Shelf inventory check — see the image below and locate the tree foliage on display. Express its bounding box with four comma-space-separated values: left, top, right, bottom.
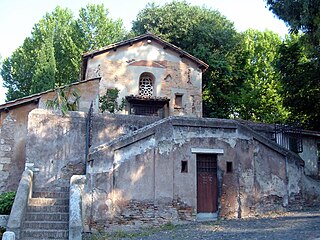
265, 0, 320, 47
266, 0, 320, 130
0, 191, 16, 215
277, 34, 320, 130
1, 4, 126, 102
233, 29, 290, 123
132, 1, 242, 118
76, 4, 125, 51
45, 86, 81, 116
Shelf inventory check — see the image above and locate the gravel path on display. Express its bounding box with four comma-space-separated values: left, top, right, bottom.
115, 211, 320, 240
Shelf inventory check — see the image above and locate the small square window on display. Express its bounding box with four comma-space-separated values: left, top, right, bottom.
226, 161, 233, 173
181, 161, 188, 173
175, 94, 183, 109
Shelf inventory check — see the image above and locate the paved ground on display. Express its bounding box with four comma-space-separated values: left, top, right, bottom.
95, 211, 320, 240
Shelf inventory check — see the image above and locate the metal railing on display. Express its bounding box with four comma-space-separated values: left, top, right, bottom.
85, 102, 93, 164
274, 123, 303, 153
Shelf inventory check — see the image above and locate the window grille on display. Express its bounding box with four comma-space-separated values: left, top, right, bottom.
139, 74, 153, 97
196, 154, 217, 173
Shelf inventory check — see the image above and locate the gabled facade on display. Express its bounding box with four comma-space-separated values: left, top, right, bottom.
82, 33, 208, 118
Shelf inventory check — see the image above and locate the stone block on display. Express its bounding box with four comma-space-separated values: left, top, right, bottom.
0, 157, 11, 164
2, 231, 15, 240
0, 215, 9, 227
0, 145, 11, 152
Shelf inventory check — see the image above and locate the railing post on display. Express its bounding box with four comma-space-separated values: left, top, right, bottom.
85, 102, 93, 167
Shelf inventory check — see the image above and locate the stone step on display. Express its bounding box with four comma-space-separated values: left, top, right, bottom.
21, 229, 68, 239
29, 197, 69, 206
32, 191, 69, 199
23, 221, 68, 230
33, 186, 70, 192
27, 205, 69, 213
25, 212, 69, 221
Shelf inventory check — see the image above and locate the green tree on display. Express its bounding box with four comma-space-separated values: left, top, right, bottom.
26, 7, 81, 86
266, 0, 320, 130
277, 34, 320, 130
1, 4, 126, 102
233, 29, 290, 123
132, 1, 242, 118
265, 0, 320, 47
76, 4, 126, 51
1, 37, 37, 100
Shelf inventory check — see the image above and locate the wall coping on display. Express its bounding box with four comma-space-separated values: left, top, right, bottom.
90, 116, 304, 167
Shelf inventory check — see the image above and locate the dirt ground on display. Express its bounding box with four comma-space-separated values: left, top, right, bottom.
88, 211, 320, 240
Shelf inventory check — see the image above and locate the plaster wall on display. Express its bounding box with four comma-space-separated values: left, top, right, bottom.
299, 136, 319, 176
85, 117, 311, 231
25, 110, 160, 190
26, 109, 87, 188
85, 40, 202, 117
38, 78, 100, 113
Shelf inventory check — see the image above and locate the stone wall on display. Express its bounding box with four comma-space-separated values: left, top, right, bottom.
85, 117, 318, 231
0, 102, 38, 192
0, 215, 9, 228
91, 113, 159, 148
0, 79, 100, 193
25, 109, 160, 189
26, 109, 87, 188
237, 119, 320, 178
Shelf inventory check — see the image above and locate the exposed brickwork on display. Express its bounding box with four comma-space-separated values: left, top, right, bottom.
0, 115, 15, 192
87, 199, 193, 231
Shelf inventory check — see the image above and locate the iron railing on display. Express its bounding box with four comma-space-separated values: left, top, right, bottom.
85, 102, 93, 164
274, 123, 303, 153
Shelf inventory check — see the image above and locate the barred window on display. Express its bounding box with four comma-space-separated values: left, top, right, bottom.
139, 73, 154, 97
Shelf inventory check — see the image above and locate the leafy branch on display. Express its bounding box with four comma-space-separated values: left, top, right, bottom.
45, 86, 81, 116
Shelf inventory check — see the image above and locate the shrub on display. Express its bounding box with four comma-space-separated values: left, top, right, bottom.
99, 88, 126, 113
0, 191, 16, 215
0, 227, 5, 239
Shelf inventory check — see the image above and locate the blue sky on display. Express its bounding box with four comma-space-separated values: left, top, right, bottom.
0, 0, 288, 104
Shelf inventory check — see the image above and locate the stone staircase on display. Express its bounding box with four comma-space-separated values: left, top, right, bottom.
21, 187, 69, 240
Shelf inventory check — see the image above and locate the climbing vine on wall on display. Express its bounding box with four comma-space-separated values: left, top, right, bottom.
99, 88, 126, 113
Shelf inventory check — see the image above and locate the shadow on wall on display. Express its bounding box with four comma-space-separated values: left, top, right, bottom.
26, 109, 87, 188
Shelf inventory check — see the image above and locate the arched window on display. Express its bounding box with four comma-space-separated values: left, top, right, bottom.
139, 73, 154, 97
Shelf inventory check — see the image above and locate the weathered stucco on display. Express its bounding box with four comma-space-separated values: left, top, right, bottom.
299, 135, 319, 176
0, 79, 100, 192
25, 109, 160, 189
85, 39, 203, 117
38, 78, 100, 113
81, 116, 318, 232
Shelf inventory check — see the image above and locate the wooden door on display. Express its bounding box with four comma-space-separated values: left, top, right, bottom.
197, 154, 218, 213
